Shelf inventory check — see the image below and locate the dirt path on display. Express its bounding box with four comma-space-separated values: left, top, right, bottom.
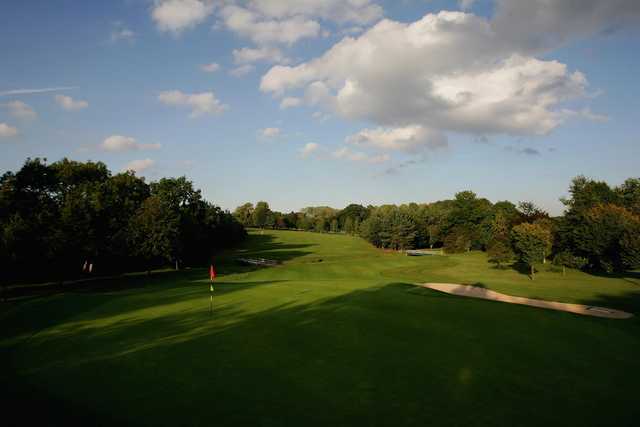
418, 283, 634, 319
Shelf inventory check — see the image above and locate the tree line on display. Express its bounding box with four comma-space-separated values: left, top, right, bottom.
0, 158, 246, 285
235, 175, 640, 277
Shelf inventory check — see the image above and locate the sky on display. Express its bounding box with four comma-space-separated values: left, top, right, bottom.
1, 0, 638, 215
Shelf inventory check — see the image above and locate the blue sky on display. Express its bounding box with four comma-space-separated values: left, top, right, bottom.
1, 0, 638, 215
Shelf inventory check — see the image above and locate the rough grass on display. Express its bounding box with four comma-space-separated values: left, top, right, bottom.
2, 229, 640, 426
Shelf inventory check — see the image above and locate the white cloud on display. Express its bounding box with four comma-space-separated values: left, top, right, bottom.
233, 46, 290, 64
6, 100, 36, 119
123, 159, 155, 173
261, 11, 591, 137
279, 96, 301, 109
158, 90, 227, 117
229, 64, 254, 77
260, 127, 281, 137
55, 95, 88, 111
332, 147, 390, 164
300, 142, 319, 158
346, 125, 448, 154
221, 5, 321, 46
101, 135, 162, 152
110, 22, 135, 42
246, 0, 383, 26
152, 0, 214, 34
0, 123, 18, 138
201, 62, 220, 72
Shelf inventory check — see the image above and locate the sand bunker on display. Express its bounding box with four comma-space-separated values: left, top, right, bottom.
418, 283, 634, 319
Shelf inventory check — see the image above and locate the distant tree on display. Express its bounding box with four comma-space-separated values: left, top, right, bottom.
511, 223, 552, 280
621, 223, 640, 270
343, 217, 354, 234
252, 201, 271, 228
553, 251, 587, 276
233, 203, 254, 227
617, 178, 640, 215
330, 218, 339, 233
487, 239, 514, 268
443, 226, 473, 254
517, 201, 549, 223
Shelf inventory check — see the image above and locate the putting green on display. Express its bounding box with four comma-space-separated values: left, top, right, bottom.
2, 229, 640, 426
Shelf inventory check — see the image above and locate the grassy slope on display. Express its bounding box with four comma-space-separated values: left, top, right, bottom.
2, 229, 640, 426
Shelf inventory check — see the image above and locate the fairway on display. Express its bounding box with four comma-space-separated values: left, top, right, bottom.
2, 229, 640, 426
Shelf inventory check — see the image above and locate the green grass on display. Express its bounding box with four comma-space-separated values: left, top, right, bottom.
2, 229, 640, 426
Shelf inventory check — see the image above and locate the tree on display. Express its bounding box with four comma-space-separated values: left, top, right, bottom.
487, 239, 513, 268
517, 201, 549, 223
553, 251, 587, 276
343, 217, 354, 234
233, 203, 254, 227
511, 223, 552, 280
252, 201, 271, 228
128, 196, 180, 273
443, 226, 473, 254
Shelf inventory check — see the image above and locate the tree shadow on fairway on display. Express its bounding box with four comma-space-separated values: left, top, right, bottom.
227, 232, 316, 262
5, 280, 640, 427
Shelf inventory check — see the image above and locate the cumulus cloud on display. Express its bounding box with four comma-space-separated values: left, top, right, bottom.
158, 90, 227, 117
233, 46, 290, 65
123, 159, 155, 173
346, 126, 448, 154
6, 100, 36, 119
55, 95, 88, 111
201, 62, 220, 72
299, 142, 319, 158
152, 0, 214, 34
260, 127, 281, 137
261, 11, 594, 138
219, 1, 382, 46
0, 123, 18, 138
221, 5, 320, 46
280, 96, 301, 109
101, 135, 162, 152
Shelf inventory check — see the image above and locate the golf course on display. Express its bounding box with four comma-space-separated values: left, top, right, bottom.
3, 229, 640, 426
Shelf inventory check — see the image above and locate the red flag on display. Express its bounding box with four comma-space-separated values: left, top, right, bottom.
209, 265, 216, 281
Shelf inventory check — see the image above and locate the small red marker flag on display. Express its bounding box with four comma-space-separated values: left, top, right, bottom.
209, 265, 216, 281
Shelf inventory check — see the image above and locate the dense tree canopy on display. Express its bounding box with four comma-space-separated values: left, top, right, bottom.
0, 158, 245, 284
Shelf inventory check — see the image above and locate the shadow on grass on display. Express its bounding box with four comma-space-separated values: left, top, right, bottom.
5, 281, 640, 427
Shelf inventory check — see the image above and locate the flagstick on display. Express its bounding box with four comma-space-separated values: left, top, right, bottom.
209, 293, 213, 316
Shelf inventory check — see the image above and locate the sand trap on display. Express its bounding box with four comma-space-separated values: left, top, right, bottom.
418, 283, 634, 319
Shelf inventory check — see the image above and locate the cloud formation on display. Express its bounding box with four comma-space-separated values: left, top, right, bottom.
233, 46, 290, 65
299, 142, 319, 158
55, 95, 88, 111
102, 135, 161, 152
201, 62, 220, 72
6, 100, 36, 119
260, 127, 281, 138
261, 11, 591, 137
0, 123, 18, 138
152, 0, 214, 34
123, 159, 155, 173
158, 90, 227, 117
